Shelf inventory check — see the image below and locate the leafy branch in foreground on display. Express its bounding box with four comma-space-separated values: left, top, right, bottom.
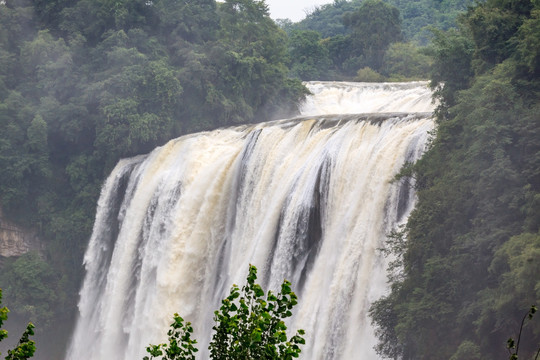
143, 314, 198, 360
0, 289, 36, 360
210, 265, 305, 360
145, 265, 305, 360
507, 305, 540, 360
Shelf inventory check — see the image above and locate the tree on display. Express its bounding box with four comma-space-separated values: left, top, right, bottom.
288, 30, 331, 80
144, 265, 305, 360
427, 28, 474, 113
214, 0, 301, 124
0, 289, 35, 360
514, 8, 540, 77
386, 0, 474, 44
464, 0, 533, 70
344, 0, 402, 71
153, 0, 218, 43
0, 252, 65, 329
322, 34, 352, 74
506, 306, 540, 360
291, 0, 362, 38
354, 67, 385, 82
143, 314, 198, 360
382, 42, 431, 80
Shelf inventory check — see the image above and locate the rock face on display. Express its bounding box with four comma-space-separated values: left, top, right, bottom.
0, 207, 41, 258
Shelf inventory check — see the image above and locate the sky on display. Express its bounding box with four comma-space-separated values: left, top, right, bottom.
265, 0, 333, 22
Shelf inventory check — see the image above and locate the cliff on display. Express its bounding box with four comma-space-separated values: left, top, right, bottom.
0, 207, 41, 258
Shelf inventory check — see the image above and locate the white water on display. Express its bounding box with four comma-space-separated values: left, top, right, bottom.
300, 81, 434, 115
67, 82, 435, 360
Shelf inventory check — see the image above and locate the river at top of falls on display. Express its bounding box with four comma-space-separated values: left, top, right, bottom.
300, 81, 434, 115
66, 81, 435, 360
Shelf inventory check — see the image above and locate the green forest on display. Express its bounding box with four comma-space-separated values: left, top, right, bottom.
370, 0, 540, 358
0, 0, 539, 358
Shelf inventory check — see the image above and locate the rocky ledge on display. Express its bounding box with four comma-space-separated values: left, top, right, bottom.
0, 208, 41, 258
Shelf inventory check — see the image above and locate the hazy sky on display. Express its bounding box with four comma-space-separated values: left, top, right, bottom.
265, 0, 333, 22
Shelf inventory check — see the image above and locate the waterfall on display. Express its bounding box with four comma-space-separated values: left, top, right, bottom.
66, 81, 435, 360
300, 81, 434, 115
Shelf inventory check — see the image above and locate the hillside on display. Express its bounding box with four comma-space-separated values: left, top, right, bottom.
370, 0, 540, 358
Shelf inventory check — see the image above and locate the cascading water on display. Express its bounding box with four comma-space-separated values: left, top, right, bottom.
300, 81, 434, 115
66, 81, 435, 360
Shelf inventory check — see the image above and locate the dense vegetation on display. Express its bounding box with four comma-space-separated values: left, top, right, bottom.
278, 0, 362, 38
284, 0, 426, 80
370, 0, 540, 358
280, 0, 473, 80
283, 0, 473, 44
282, 0, 475, 81
386, 0, 474, 44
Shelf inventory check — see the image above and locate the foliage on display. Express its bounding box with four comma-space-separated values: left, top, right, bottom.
281, 0, 471, 80
506, 306, 540, 360
290, 0, 405, 78
370, 0, 540, 358
382, 42, 431, 80
289, 0, 473, 46
448, 341, 481, 360
0, 252, 65, 329
0, 289, 35, 360
143, 314, 198, 360
426, 28, 474, 112
343, 0, 402, 72
288, 0, 362, 38
386, 0, 474, 44
144, 265, 305, 360
288, 30, 331, 80
464, 0, 532, 70
209, 265, 305, 359
354, 67, 386, 82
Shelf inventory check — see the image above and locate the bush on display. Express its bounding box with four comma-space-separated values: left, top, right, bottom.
0, 289, 35, 360
144, 265, 305, 360
355, 67, 386, 82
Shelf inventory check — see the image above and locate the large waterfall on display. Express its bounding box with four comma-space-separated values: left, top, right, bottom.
66, 81, 435, 360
